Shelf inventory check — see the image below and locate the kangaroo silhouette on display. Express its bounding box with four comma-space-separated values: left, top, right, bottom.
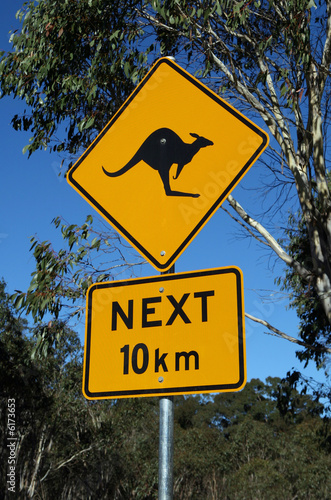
102, 128, 214, 197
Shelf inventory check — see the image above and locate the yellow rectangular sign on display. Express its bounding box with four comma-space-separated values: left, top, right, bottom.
83, 267, 246, 399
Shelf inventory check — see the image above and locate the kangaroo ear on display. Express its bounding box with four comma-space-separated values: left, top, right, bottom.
190, 133, 199, 138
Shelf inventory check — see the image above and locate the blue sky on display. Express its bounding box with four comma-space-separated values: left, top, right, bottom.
0, 1, 327, 388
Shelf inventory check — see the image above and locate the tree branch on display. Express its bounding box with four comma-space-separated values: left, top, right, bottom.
220, 205, 270, 247
245, 312, 331, 354
320, 0, 331, 95
256, 55, 296, 163
209, 51, 282, 143
226, 194, 312, 282
40, 446, 94, 482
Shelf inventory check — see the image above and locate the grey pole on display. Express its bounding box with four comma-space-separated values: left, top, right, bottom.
159, 395, 174, 499
159, 264, 175, 500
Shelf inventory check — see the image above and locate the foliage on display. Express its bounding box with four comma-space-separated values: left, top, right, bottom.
277, 173, 331, 367
1, 280, 331, 499
172, 377, 331, 500
11, 215, 144, 352
142, 0, 331, 347
0, 0, 152, 158
278, 209, 331, 366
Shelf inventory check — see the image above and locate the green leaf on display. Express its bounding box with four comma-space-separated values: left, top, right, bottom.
14, 294, 25, 310
307, 0, 317, 8
215, 2, 222, 15
85, 116, 95, 129
90, 237, 100, 249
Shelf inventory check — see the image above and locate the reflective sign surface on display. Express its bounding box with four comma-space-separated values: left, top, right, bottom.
83, 267, 246, 399
68, 58, 268, 271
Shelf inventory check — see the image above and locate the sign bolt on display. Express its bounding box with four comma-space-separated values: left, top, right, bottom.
160, 250, 166, 256
158, 377, 164, 383
160, 138, 166, 145
159, 287, 165, 293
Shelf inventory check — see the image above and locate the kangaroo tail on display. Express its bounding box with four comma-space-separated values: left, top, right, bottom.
102, 155, 140, 177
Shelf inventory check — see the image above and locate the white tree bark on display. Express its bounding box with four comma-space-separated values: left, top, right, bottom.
143, 2, 331, 339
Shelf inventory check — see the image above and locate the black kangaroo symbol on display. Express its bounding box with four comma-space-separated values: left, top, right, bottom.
102, 128, 214, 198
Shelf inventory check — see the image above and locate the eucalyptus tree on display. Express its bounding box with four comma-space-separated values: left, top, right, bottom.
1, 0, 331, 363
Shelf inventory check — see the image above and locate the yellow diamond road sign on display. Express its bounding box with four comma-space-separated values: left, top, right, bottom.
68, 58, 269, 271
83, 267, 246, 399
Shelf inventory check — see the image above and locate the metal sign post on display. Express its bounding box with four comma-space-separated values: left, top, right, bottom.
159, 264, 175, 499
159, 395, 174, 500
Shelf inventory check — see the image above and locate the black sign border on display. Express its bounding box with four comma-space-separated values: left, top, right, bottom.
68, 58, 268, 271
83, 267, 245, 399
